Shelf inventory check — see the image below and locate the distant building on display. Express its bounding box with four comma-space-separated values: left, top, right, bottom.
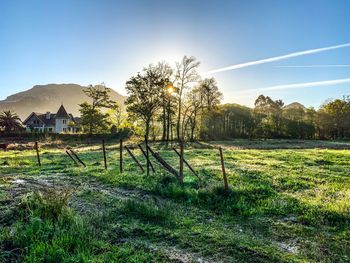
22, 105, 80, 133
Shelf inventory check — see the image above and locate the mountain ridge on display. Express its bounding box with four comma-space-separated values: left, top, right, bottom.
283, 102, 307, 111
0, 84, 125, 120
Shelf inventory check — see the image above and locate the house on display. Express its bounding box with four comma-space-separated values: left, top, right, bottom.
23, 105, 80, 133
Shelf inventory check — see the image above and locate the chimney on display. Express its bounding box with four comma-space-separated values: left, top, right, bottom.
46, 112, 51, 119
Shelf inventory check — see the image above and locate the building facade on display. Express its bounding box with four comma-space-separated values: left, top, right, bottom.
23, 105, 80, 133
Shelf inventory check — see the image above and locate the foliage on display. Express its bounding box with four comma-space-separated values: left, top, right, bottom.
79, 84, 117, 134
203, 96, 350, 140
0, 110, 23, 133
79, 102, 111, 134
125, 65, 166, 140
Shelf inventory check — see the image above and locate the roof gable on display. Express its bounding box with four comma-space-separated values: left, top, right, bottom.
56, 105, 70, 118
23, 112, 45, 125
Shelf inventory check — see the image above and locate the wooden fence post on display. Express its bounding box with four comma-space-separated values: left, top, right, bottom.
219, 147, 229, 190
172, 147, 200, 180
179, 140, 184, 183
125, 145, 144, 172
35, 141, 41, 166
69, 149, 86, 167
102, 139, 107, 170
66, 150, 78, 166
147, 145, 179, 178
145, 135, 149, 176
119, 139, 123, 173
138, 144, 155, 172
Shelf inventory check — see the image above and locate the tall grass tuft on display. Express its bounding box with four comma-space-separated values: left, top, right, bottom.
20, 188, 73, 221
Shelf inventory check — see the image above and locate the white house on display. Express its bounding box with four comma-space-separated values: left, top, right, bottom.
22, 104, 80, 133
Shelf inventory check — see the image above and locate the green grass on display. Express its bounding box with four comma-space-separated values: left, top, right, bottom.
0, 140, 350, 262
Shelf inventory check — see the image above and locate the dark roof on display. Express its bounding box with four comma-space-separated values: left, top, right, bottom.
22, 112, 55, 126
37, 113, 56, 126
56, 105, 70, 118
23, 105, 78, 126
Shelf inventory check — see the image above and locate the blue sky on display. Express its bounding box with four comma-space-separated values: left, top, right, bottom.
1, 0, 350, 107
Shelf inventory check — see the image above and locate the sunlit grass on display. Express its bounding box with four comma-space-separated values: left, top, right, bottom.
1, 140, 350, 262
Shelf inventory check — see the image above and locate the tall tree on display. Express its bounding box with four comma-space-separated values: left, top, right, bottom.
184, 87, 204, 141
322, 99, 350, 138
125, 66, 164, 140
0, 110, 23, 133
79, 84, 116, 134
174, 56, 200, 140
254, 95, 284, 137
152, 62, 174, 141
198, 78, 223, 111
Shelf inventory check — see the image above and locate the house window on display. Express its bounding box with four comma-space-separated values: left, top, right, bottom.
63, 128, 67, 132
63, 119, 67, 124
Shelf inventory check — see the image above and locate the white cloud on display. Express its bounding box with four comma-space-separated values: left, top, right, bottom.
239, 78, 350, 93
205, 43, 350, 74
275, 64, 350, 68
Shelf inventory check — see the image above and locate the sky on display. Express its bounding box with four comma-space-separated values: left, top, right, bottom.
1, 0, 350, 107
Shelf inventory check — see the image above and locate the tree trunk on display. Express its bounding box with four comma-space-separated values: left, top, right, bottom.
162, 94, 166, 141
145, 119, 151, 142
166, 103, 171, 141
177, 97, 182, 141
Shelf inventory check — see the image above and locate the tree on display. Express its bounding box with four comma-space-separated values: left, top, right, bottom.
125, 66, 164, 140
185, 87, 204, 141
150, 62, 174, 141
254, 95, 284, 137
200, 104, 254, 139
79, 84, 116, 134
323, 99, 349, 138
174, 56, 200, 140
0, 110, 23, 133
198, 78, 223, 111
79, 102, 111, 134
107, 103, 125, 131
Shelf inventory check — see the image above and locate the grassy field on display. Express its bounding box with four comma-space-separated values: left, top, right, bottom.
0, 139, 349, 262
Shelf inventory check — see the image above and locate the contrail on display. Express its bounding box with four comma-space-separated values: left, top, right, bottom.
240, 78, 350, 94
275, 64, 350, 68
205, 43, 350, 74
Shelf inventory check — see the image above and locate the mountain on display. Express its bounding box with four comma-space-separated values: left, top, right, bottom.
0, 84, 126, 120
283, 102, 307, 111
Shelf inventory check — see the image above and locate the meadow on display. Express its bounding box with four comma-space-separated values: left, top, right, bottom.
0, 139, 349, 262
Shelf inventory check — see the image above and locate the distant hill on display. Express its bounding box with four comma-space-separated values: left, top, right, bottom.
283, 102, 307, 111
0, 84, 126, 120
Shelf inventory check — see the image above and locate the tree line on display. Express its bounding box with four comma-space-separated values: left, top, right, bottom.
1, 55, 350, 140
202, 95, 350, 140
121, 56, 350, 140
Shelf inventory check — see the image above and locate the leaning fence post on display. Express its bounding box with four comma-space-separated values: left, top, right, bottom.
119, 139, 123, 173
179, 140, 184, 183
69, 149, 86, 167
125, 145, 144, 172
35, 141, 41, 166
219, 147, 229, 190
172, 147, 200, 180
102, 139, 107, 170
66, 150, 78, 166
138, 144, 155, 172
145, 135, 149, 176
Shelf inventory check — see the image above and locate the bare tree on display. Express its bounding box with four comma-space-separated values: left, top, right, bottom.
174, 56, 200, 141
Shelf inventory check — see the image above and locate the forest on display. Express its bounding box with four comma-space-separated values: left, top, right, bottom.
113, 56, 350, 141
